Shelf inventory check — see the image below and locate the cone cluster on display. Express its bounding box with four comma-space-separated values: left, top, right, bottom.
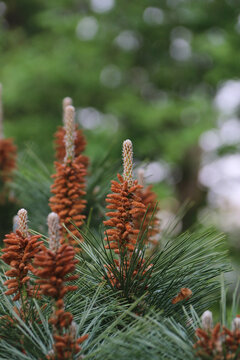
33, 243, 78, 299
103, 141, 158, 289
104, 173, 146, 254
1, 209, 42, 301
49, 157, 87, 245
194, 310, 240, 359
50, 102, 88, 248
33, 212, 88, 360
0, 93, 164, 359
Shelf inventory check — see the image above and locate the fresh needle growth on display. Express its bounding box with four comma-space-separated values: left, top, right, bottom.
54, 97, 88, 166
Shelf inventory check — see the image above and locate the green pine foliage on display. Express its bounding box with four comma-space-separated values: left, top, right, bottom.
70, 225, 229, 318
0, 219, 230, 359
0, 1, 239, 358
0, 108, 232, 359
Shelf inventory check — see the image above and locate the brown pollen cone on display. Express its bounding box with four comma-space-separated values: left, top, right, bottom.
54, 125, 88, 167
194, 324, 223, 359
34, 244, 87, 360
49, 157, 87, 246
33, 243, 78, 300
103, 174, 152, 289
47, 332, 89, 360
171, 288, 192, 304
0, 138, 17, 182
194, 322, 240, 359
104, 173, 146, 255
137, 184, 160, 246
1, 230, 42, 301
221, 325, 240, 358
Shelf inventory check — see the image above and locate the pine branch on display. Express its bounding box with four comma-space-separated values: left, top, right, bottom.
64, 221, 229, 317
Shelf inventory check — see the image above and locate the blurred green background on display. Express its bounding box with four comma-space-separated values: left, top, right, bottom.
1, 0, 240, 264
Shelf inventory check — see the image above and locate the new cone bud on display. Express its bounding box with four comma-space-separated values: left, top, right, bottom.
47, 212, 61, 253
64, 105, 75, 163
123, 139, 133, 186
17, 208, 28, 238
137, 168, 145, 187
62, 97, 73, 125
201, 310, 213, 331
13, 215, 18, 233
70, 321, 77, 339
232, 317, 240, 331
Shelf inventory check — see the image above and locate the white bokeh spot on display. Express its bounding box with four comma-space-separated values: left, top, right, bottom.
214, 80, 240, 114
114, 30, 140, 52
100, 65, 122, 88
143, 7, 164, 25
76, 16, 98, 41
90, 0, 115, 13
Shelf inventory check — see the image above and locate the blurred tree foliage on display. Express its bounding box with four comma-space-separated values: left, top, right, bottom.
0, 0, 239, 228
